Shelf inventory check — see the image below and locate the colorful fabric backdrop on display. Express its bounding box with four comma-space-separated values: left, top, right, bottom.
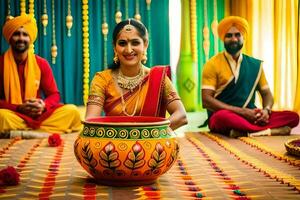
177, 0, 225, 111
0, 0, 170, 105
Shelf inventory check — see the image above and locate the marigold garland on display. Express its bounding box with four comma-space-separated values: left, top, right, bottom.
82, 0, 90, 105
28, 0, 34, 17
20, 0, 26, 15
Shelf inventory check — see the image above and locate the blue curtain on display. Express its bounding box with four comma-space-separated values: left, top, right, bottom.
0, 0, 170, 105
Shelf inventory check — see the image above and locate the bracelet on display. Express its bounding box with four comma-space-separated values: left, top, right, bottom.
263, 107, 272, 115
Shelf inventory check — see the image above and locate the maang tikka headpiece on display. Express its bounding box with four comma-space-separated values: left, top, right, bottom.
123, 19, 134, 32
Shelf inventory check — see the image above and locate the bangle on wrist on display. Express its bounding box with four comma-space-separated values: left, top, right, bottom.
264, 107, 271, 115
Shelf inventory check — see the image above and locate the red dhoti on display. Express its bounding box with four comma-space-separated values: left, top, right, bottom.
209, 109, 299, 134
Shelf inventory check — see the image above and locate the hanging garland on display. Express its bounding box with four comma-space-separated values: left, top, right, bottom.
28, 0, 34, 17
134, 0, 141, 21
82, 0, 90, 105
125, 0, 129, 19
66, 0, 73, 37
20, 0, 26, 15
28, 0, 35, 52
190, 0, 197, 62
41, 0, 48, 36
211, 0, 218, 54
203, 0, 210, 62
6, 0, 13, 21
146, 0, 152, 66
115, 0, 122, 23
51, 0, 57, 64
102, 0, 108, 68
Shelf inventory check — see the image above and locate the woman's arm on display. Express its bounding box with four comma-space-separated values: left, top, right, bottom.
85, 104, 102, 120
167, 99, 188, 130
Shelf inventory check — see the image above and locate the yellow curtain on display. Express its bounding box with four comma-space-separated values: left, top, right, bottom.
296, 4, 300, 111
274, 0, 298, 111
229, 0, 253, 55
229, 0, 299, 111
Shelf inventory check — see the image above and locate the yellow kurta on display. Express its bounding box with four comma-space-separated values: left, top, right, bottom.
202, 52, 269, 96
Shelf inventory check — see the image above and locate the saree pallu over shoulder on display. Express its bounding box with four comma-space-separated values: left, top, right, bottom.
104, 66, 171, 117
208, 55, 262, 119
141, 66, 171, 117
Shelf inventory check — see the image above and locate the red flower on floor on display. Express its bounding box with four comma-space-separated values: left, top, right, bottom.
0, 166, 20, 186
48, 133, 62, 147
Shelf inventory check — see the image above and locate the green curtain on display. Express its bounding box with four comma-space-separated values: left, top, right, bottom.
0, 0, 170, 105
196, 0, 225, 109
177, 0, 225, 111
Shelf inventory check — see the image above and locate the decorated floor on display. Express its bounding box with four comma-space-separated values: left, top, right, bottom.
0, 131, 299, 200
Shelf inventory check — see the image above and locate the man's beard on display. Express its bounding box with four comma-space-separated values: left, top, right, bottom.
12, 40, 29, 53
224, 41, 243, 55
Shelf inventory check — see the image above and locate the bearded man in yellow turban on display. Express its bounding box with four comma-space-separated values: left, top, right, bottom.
0, 14, 82, 138
201, 16, 299, 138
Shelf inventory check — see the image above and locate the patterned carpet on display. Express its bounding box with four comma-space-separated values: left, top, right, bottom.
0, 131, 299, 199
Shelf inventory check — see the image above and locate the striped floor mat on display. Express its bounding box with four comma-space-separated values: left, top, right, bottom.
0, 132, 299, 199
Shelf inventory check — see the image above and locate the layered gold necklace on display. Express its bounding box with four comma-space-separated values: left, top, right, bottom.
117, 67, 145, 116
117, 67, 144, 92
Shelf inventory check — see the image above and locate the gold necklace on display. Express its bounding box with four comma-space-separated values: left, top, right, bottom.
117, 67, 144, 92
120, 83, 141, 116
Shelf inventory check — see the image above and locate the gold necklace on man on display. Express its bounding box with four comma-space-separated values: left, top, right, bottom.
117, 66, 145, 116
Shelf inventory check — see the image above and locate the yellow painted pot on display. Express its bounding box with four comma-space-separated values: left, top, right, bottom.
74, 116, 179, 186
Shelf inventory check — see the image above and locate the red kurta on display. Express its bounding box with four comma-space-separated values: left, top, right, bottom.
0, 54, 62, 129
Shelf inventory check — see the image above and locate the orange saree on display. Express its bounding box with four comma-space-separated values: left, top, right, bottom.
87, 66, 176, 117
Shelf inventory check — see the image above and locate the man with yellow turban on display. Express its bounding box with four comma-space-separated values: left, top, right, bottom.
201, 16, 299, 137
0, 14, 82, 138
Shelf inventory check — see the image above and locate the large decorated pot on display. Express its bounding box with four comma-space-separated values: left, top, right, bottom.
74, 116, 180, 186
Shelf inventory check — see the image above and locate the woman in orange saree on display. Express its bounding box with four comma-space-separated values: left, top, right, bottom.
85, 19, 187, 131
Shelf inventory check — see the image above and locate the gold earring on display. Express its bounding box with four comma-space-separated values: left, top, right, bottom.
142, 51, 147, 64
113, 53, 119, 64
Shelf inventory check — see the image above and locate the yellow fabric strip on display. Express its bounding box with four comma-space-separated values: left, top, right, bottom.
3, 48, 40, 104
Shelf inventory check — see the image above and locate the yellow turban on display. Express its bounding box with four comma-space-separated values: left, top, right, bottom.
218, 16, 249, 41
2, 14, 38, 44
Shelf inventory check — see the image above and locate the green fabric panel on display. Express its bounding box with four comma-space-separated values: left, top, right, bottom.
196, 0, 225, 110
0, 0, 170, 105
177, 0, 198, 112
